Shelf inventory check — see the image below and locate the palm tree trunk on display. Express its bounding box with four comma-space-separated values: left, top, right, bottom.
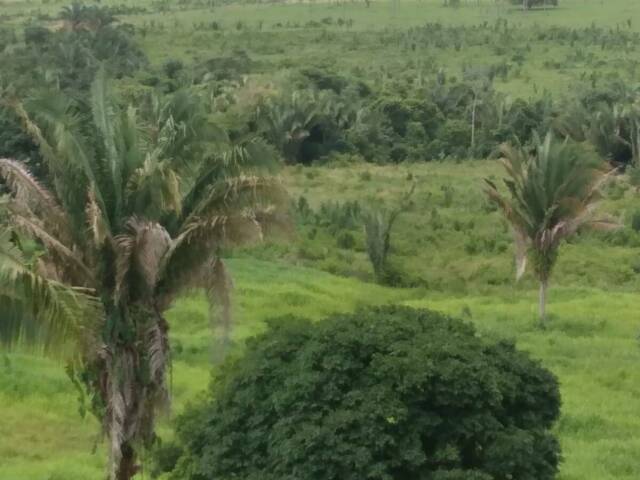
538, 279, 548, 328
115, 442, 139, 480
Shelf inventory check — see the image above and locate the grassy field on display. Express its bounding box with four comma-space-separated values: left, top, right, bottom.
3, 266, 640, 479
2, 161, 640, 479
4, 0, 640, 97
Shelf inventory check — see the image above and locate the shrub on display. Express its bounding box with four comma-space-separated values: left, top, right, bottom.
336, 230, 356, 249
162, 59, 184, 79
317, 200, 362, 232
631, 210, 640, 232
165, 306, 561, 480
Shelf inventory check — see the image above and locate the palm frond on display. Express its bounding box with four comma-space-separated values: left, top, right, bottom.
0, 229, 100, 356
486, 132, 614, 280
4, 98, 59, 168
0, 158, 75, 244
114, 218, 171, 303
125, 156, 182, 219
91, 67, 123, 220
9, 211, 94, 286
86, 185, 111, 248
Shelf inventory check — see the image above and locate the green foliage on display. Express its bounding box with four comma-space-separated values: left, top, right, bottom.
485, 133, 614, 324
165, 306, 561, 480
362, 186, 413, 285
1, 4, 146, 94
336, 230, 356, 249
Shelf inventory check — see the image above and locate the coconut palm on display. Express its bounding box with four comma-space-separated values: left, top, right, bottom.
484, 132, 614, 327
0, 70, 285, 479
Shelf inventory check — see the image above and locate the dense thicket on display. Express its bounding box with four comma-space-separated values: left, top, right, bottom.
162, 306, 561, 480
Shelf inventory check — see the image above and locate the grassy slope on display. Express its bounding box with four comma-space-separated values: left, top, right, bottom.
0, 259, 408, 480
2, 161, 639, 479
277, 161, 639, 293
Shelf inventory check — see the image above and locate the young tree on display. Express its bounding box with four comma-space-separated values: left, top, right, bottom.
485, 133, 614, 327
0, 71, 285, 479
363, 185, 414, 284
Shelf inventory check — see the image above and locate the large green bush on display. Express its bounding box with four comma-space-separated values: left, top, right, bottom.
164, 306, 561, 480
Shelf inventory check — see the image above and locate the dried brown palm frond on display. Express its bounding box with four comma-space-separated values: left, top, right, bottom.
207, 257, 233, 355
0, 158, 74, 244
114, 217, 172, 303
8, 211, 94, 287
0, 229, 101, 356
86, 185, 111, 248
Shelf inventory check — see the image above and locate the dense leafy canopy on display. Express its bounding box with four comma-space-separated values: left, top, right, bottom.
165, 306, 561, 480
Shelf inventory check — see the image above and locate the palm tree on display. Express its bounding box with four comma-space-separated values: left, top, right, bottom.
484, 133, 614, 327
363, 185, 414, 285
59, 2, 115, 32
0, 70, 285, 479
258, 90, 341, 165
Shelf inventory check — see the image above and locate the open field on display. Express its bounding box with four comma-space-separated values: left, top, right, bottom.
3, 0, 640, 98
3, 264, 640, 479
2, 161, 640, 479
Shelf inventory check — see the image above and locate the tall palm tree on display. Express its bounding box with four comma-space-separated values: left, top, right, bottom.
0, 70, 285, 479
484, 133, 614, 327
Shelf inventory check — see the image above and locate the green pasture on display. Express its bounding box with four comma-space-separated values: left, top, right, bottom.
4, 0, 640, 97
2, 160, 640, 479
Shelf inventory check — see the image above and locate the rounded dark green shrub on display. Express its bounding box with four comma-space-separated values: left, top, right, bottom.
166, 306, 561, 480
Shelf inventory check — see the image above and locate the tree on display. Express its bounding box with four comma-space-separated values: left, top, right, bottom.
0, 71, 285, 479
485, 133, 614, 326
59, 2, 116, 32
257, 89, 351, 165
163, 306, 561, 480
363, 184, 414, 284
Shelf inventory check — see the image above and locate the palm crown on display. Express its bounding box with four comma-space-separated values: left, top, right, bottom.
0, 70, 285, 479
485, 132, 614, 325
